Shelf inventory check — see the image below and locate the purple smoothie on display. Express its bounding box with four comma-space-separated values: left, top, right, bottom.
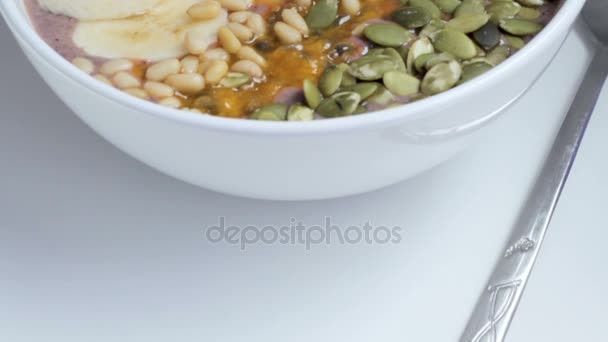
25, 0, 85, 60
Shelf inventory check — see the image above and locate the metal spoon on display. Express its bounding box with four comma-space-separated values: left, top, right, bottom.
460, 3, 608, 342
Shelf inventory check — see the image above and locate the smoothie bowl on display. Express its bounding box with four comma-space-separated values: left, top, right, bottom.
0, 0, 584, 200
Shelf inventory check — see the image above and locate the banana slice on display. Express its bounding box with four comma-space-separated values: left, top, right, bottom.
72, 0, 228, 62
37, 0, 162, 20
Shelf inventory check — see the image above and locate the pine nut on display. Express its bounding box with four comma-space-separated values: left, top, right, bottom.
93, 74, 112, 85
203, 48, 231, 61
231, 60, 263, 78
229, 11, 252, 23
144, 81, 175, 98
158, 96, 182, 108
112, 71, 141, 89
274, 21, 302, 45
72, 57, 95, 74
100, 58, 133, 75
227, 22, 254, 42
181, 55, 200, 73
281, 8, 309, 35
204, 60, 230, 84
246, 13, 266, 35
198, 60, 212, 74
296, 0, 312, 9
165, 73, 206, 94
185, 30, 210, 55
341, 0, 361, 16
146, 58, 181, 81
187, 1, 222, 20
237, 46, 266, 67
218, 26, 242, 53
124, 88, 149, 99
217, 0, 250, 11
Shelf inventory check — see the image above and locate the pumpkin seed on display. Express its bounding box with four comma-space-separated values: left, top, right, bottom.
316, 91, 362, 117
421, 60, 462, 95
473, 21, 501, 49
382, 48, 407, 72
367, 85, 395, 105
363, 23, 413, 47
409, 0, 442, 18
254, 112, 282, 121
193, 96, 215, 110
502, 34, 525, 49
414, 53, 434, 72
515, 0, 543, 7
397, 45, 410, 60
341, 72, 358, 87
366, 48, 386, 56
336, 63, 350, 72
445, 12, 491, 33
219, 72, 251, 88
432, 29, 477, 59
454, 0, 485, 17
425, 52, 456, 69
486, 1, 521, 23
303, 79, 323, 109
251, 103, 288, 120
500, 18, 543, 35
319, 66, 344, 96
306, 0, 338, 30
287, 105, 315, 121
333, 92, 362, 115
486, 44, 510, 65
348, 55, 398, 80
459, 61, 493, 83
351, 82, 380, 100
407, 36, 434, 74
419, 19, 446, 38
474, 42, 487, 56
517, 6, 541, 20
431, 0, 461, 14
461, 56, 492, 66
383, 71, 421, 96
392, 6, 432, 29
354, 106, 368, 114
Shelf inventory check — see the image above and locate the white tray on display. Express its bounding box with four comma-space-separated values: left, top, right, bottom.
0, 20, 604, 342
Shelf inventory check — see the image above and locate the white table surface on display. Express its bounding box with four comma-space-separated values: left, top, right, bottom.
0, 19, 606, 342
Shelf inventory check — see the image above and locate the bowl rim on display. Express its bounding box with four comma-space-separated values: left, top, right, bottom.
0, 0, 584, 136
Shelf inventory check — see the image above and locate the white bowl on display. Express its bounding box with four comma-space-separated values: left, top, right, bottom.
0, 0, 585, 200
